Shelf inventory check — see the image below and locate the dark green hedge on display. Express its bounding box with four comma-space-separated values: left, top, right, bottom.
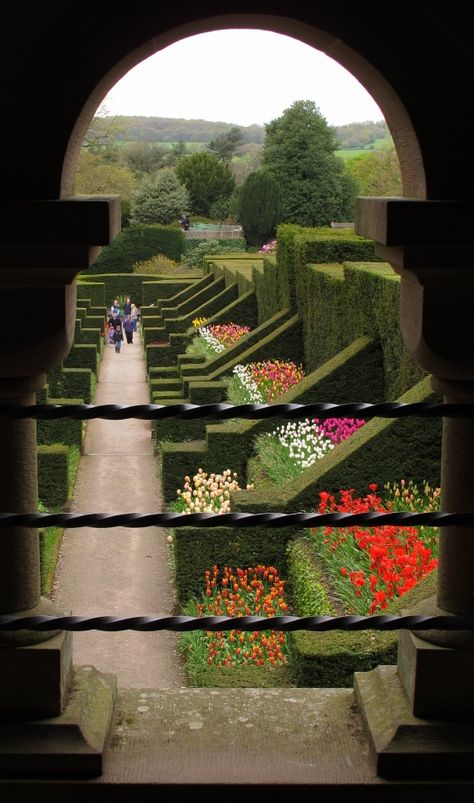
38, 445, 69, 508
300, 262, 425, 397
47, 367, 93, 403
173, 525, 293, 603
84, 224, 184, 273
37, 396, 83, 447
64, 344, 98, 373
76, 281, 105, 307
277, 223, 378, 306
82, 272, 183, 306
142, 279, 198, 305
253, 256, 290, 323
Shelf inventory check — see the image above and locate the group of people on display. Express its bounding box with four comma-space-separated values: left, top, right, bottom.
106, 297, 140, 353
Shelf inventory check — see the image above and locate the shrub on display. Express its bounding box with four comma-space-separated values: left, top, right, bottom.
133, 254, 180, 274
239, 170, 281, 246
130, 169, 190, 225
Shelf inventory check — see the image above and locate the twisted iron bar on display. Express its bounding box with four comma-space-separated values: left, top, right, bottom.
1, 614, 474, 632
0, 511, 473, 529
0, 401, 473, 420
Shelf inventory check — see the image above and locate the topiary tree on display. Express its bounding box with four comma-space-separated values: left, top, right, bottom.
238, 170, 281, 246
129, 168, 190, 224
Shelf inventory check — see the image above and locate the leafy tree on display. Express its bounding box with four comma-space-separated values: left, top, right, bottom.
83, 103, 123, 162
345, 144, 402, 196
129, 169, 189, 224
238, 170, 281, 246
263, 100, 357, 226
75, 150, 137, 198
176, 152, 235, 216
122, 142, 169, 177
207, 126, 245, 163
231, 143, 264, 185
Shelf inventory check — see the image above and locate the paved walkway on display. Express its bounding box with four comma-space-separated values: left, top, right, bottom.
53, 327, 185, 688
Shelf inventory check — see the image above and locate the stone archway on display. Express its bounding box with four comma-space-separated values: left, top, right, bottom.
60, 13, 426, 200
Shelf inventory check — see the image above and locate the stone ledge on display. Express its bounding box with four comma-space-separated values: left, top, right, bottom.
1, 686, 473, 798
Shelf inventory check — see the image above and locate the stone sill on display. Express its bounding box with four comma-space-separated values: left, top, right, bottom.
1, 686, 473, 799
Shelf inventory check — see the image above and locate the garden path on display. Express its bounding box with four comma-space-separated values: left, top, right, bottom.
53, 326, 184, 688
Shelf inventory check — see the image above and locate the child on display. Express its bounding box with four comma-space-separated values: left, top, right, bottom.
107, 323, 115, 347
113, 325, 123, 353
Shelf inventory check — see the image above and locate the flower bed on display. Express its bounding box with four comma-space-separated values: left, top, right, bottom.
186, 319, 251, 360
254, 417, 365, 485
227, 360, 304, 404
310, 481, 439, 614
179, 564, 292, 687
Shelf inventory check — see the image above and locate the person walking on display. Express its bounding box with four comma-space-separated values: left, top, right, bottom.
113, 324, 123, 353
123, 314, 134, 345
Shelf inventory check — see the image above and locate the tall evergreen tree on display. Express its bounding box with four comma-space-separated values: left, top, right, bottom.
238, 170, 281, 246
263, 100, 357, 226
176, 152, 235, 216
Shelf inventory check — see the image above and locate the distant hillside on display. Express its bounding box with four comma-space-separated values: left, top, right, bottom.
113, 116, 265, 144
334, 120, 390, 149
105, 116, 389, 150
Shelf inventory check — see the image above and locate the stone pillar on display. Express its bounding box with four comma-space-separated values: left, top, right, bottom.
352, 197, 474, 777
0, 198, 119, 775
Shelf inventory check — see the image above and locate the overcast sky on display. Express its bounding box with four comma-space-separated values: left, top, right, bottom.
103, 29, 383, 127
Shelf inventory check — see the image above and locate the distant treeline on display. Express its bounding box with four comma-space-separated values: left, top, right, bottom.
109, 115, 390, 149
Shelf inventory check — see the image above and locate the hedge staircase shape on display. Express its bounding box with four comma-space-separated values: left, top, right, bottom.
159, 337, 384, 503
145, 289, 259, 369
153, 311, 302, 445
142, 276, 228, 344
141, 273, 212, 318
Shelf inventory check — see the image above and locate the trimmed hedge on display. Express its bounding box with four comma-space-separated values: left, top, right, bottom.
142, 279, 199, 305
172, 525, 293, 604
84, 224, 184, 273
37, 445, 69, 508
38, 444, 80, 509
277, 223, 378, 305
76, 281, 106, 307
48, 367, 93, 403
63, 344, 98, 373
300, 262, 425, 397
253, 256, 290, 323
37, 395, 83, 447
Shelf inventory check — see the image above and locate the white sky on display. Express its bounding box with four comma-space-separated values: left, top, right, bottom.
103, 29, 383, 127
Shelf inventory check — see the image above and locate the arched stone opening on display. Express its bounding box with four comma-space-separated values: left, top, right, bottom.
61, 13, 425, 200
